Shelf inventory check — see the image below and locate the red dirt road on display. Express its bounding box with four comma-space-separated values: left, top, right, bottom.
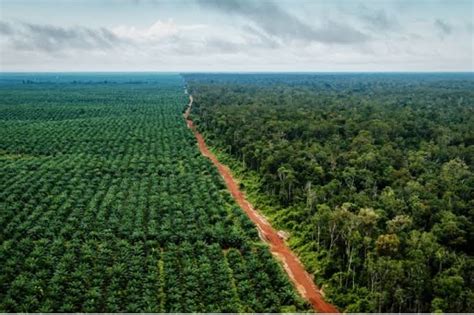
184, 95, 338, 313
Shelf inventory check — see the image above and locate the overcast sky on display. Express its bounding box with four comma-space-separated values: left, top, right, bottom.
1, 0, 473, 71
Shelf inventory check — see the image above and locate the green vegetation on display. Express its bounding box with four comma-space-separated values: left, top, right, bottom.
185, 73, 474, 312
0, 74, 308, 312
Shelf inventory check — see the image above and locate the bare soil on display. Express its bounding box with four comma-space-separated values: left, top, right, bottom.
184, 95, 339, 313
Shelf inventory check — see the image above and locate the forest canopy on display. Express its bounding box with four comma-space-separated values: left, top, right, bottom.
184, 73, 474, 313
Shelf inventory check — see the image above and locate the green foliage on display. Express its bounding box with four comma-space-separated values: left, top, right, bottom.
185, 73, 474, 312
0, 74, 308, 312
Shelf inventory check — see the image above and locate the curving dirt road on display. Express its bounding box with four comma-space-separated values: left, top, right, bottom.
184, 94, 338, 313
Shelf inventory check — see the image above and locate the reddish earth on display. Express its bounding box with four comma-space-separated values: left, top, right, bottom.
184, 95, 339, 313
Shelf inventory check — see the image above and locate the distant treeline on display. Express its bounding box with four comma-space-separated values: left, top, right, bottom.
20, 80, 150, 84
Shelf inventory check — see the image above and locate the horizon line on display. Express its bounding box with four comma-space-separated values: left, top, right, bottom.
1, 70, 473, 74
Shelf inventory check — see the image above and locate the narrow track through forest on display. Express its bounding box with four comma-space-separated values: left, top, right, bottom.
184, 94, 338, 313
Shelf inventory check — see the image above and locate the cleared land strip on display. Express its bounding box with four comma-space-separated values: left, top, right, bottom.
184, 94, 339, 313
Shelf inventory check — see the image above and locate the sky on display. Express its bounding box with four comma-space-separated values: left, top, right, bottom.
0, 0, 473, 72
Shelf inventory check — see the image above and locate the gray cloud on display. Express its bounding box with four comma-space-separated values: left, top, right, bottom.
434, 19, 452, 37
312, 21, 370, 44
197, 0, 370, 44
0, 21, 15, 35
204, 38, 242, 53
202, 31, 280, 55
358, 7, 399, 31
241, 25, 281, 49
1, 21, 125, 52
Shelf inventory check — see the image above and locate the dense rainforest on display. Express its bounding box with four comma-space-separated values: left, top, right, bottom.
0, 73, 309, 312
184, 73, 474, 312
